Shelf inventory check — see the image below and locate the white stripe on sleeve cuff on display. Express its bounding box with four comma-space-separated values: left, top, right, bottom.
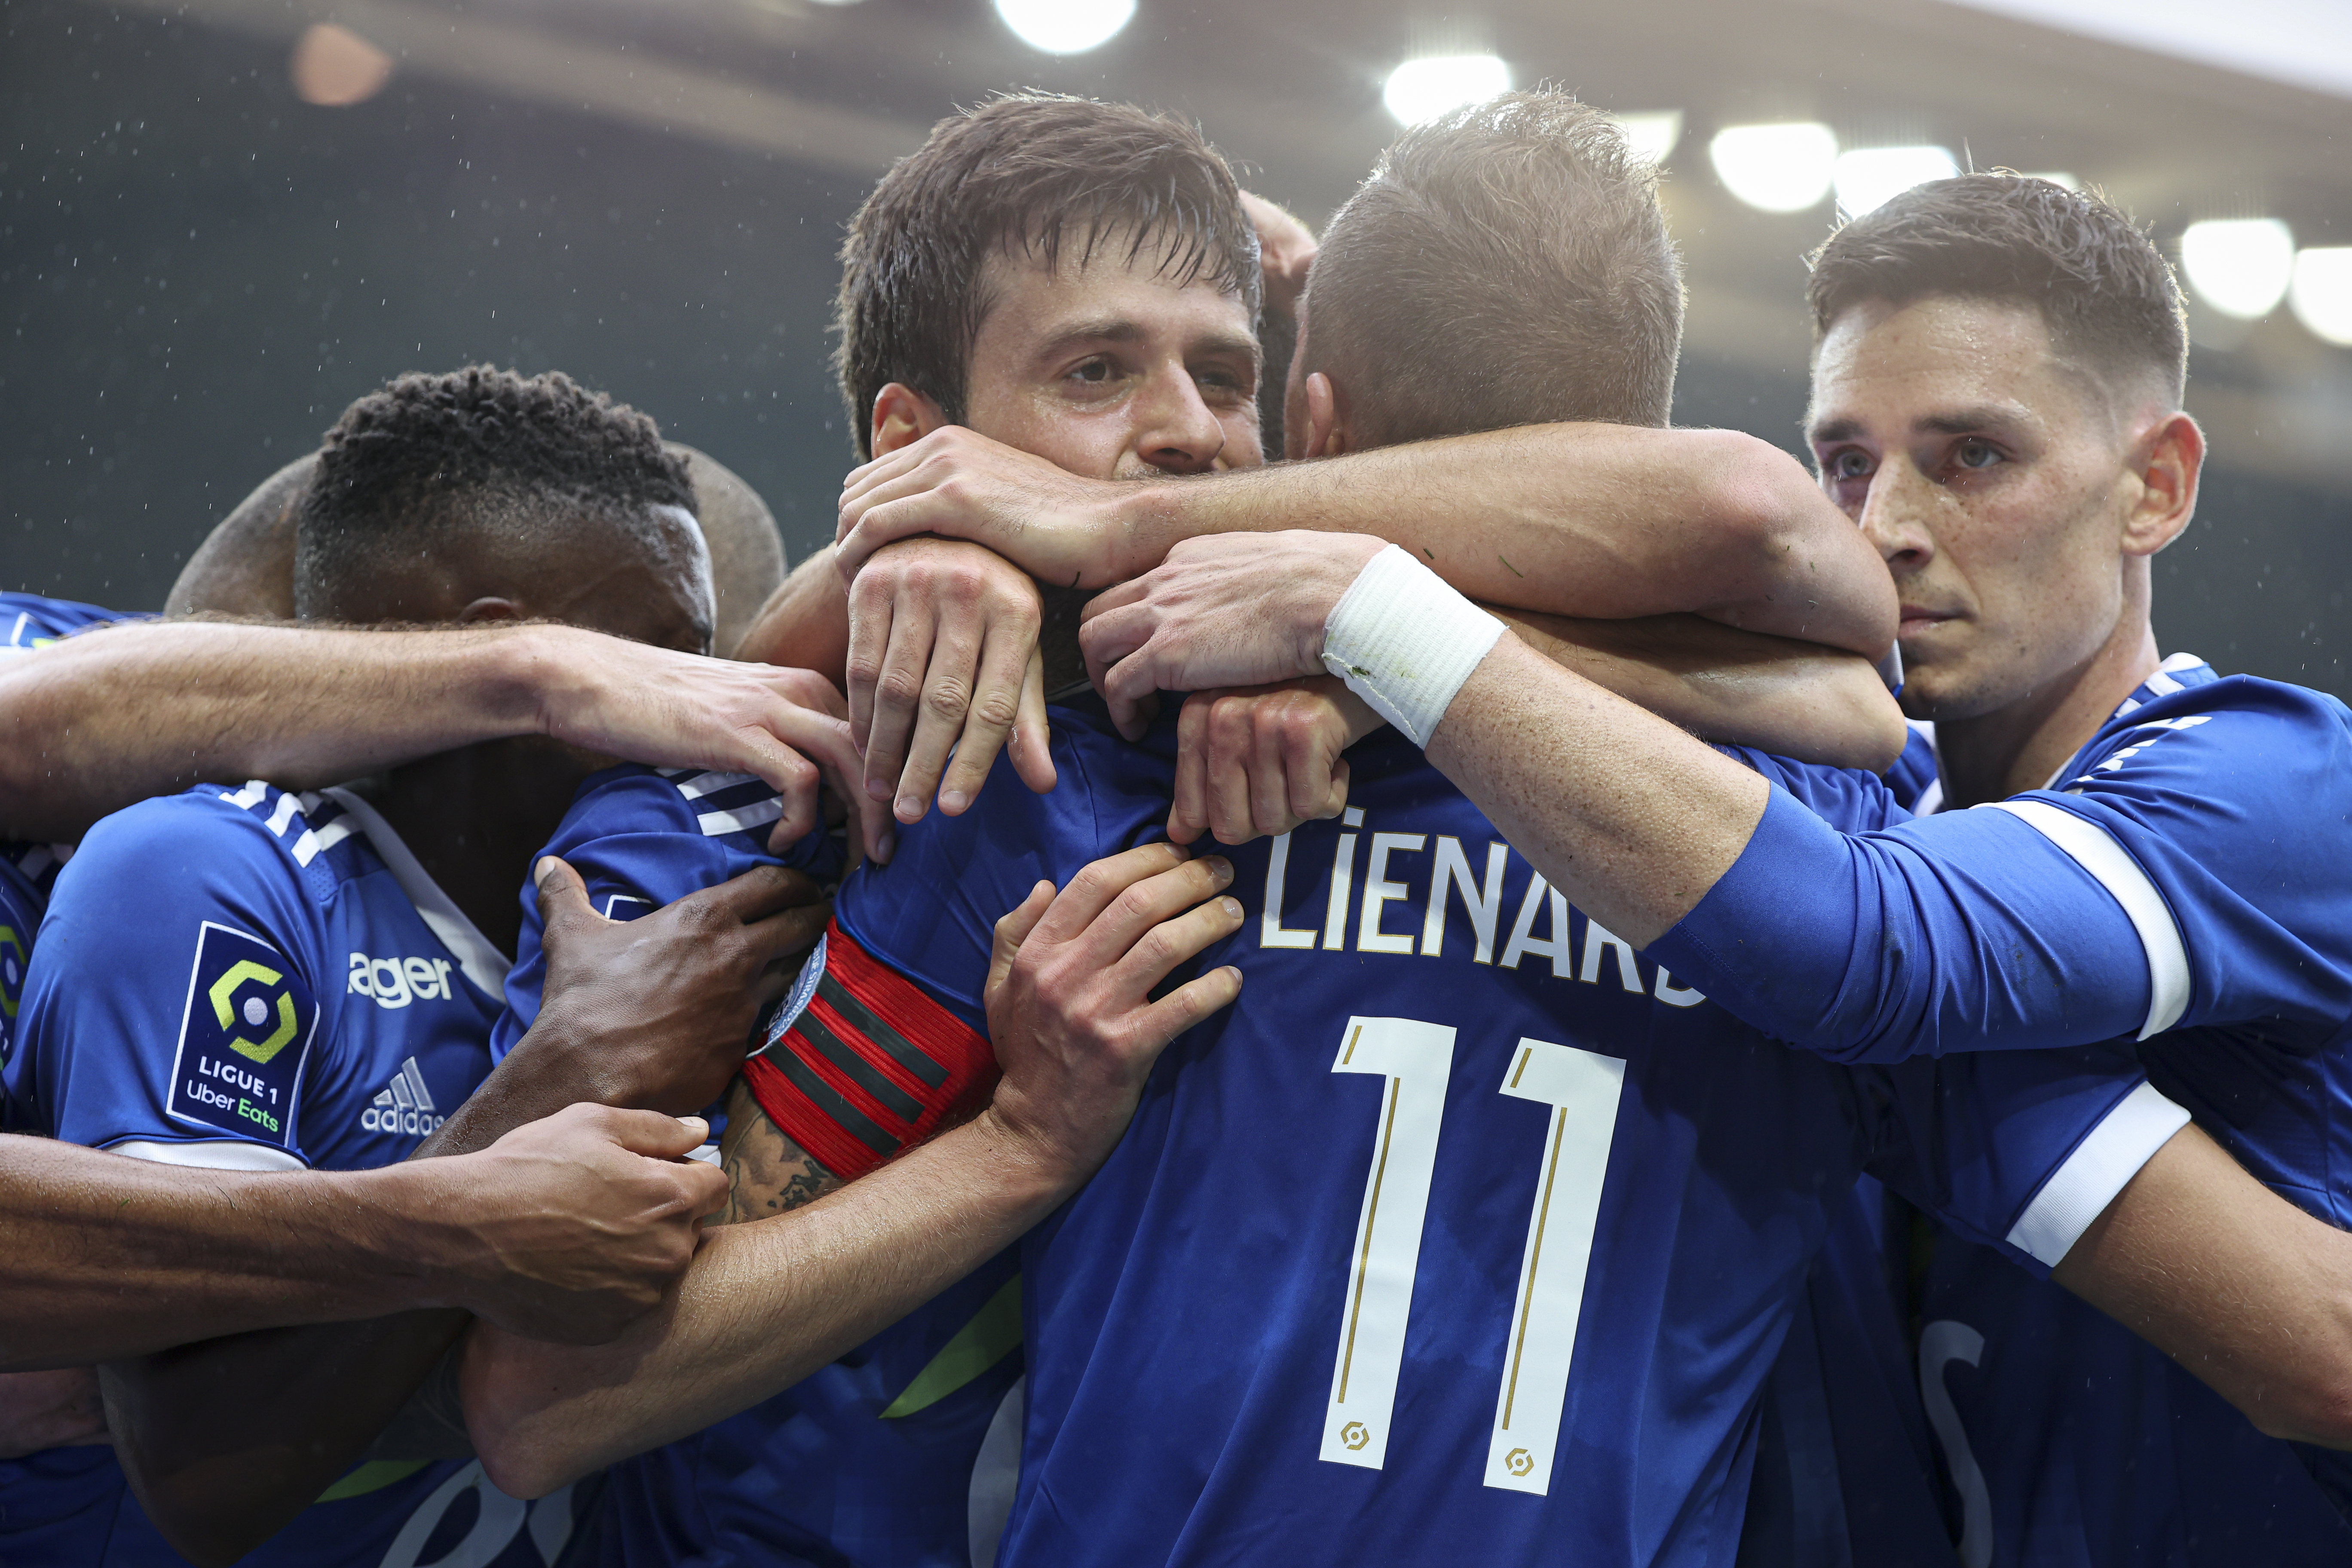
1983, 799, 2190, 1039
2005, 1080, 2192, 1267
109, 1138, 309, 1173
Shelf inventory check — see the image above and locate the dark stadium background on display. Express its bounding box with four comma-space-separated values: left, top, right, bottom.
5, 0, 2348, 694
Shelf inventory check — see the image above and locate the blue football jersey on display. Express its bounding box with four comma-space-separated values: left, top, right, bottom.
0, 591, 144, 1074
831, 695, 2181, 1568
1653, 657, 2352, 1064
1, 780, 578, 1568
1876, 657, 2352, 1565
496, 763, 1015, 1568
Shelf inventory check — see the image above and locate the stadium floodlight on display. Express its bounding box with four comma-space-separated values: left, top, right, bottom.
1707, 122, 1838, 214
1833, 145, 1959, 217
2180, 219, 2296, 320
992, 0, 1136, 55
1611, 110, 1684, 166
2290, 248, 2352, 346
1382, 55, 1511, 126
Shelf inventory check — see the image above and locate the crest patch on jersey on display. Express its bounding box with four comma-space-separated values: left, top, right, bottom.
166, 921, 318, 1147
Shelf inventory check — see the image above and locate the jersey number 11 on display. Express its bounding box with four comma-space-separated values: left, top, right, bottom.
1320, 1015, 1624, 1496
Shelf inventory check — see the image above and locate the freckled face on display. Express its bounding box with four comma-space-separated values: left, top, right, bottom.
1808, 297, 2145, 720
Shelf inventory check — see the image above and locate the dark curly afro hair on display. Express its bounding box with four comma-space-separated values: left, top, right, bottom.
295, 365, 696, 614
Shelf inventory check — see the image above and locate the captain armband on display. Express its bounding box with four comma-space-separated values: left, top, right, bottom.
742, 919, 999, 1181
1320, 544, 1506, 748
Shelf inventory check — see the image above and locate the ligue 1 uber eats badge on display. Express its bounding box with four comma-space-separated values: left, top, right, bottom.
168, 921, 318, 1147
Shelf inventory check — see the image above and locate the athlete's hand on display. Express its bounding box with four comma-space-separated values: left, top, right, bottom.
981, 845, 1244, 1179
1241, 191, 1316, 316
834, 426, 1138, 588
432, 1104, 727, 1345
507, 857, 830, 1118
527, 625, 888, 863
845, 537, 1057, 824
1080, 532, 1386, 737
1171, 677, 1382, 846
0, 1368, 107, 1458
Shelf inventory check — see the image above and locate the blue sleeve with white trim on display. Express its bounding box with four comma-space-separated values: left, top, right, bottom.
491, 764, 841, 1061
7, 794, 325, 1161
1649, 677, 2352, 1062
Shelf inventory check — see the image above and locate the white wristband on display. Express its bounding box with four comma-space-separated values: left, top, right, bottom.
1320, 545, 1504, 747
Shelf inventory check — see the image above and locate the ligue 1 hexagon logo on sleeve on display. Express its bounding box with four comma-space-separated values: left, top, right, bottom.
166, 921, 318, 1147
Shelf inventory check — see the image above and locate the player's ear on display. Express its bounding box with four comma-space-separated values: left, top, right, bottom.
2122, 410, 2203, 558
1300, 371, 1350, 461
871, 384, 948, 458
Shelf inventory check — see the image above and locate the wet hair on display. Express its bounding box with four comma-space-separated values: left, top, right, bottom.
833, 92, 1262, 459
294, 366, 695, 616
1807, 174, 2187, 405
1300, 89, 1683, 446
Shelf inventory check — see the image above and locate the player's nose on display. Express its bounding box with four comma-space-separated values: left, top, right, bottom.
1858, 460, 1938, 571
1132, 368, 1227, 476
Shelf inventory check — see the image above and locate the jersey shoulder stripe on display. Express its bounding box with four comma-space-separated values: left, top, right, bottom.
658, 767, 787, 839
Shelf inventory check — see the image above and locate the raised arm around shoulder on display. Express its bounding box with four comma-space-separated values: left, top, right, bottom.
2055, 1121, 2352, 1448
836, 423, 1896, 656
0, 619, 876, 848
1498, 610, 1907, 772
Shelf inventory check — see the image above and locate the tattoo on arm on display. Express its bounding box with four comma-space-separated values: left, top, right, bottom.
715, 1077, 842, 1226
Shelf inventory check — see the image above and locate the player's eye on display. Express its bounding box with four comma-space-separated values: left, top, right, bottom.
1823, 448, 1873, 482
1954, 438, 2003, 470
1068, 358, 1114, 385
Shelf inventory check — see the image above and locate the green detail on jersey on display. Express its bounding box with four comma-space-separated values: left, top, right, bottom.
209, 959, 299, 1063
315, 1458, 429, 1504
879, 1274, 1022, 1419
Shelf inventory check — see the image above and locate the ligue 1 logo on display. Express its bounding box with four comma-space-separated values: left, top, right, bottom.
168, 922, 317, 1148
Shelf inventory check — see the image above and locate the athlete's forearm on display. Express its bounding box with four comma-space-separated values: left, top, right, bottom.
732, 547, 851, 680
2055, 1123, 2352, 1449
1116, 426, 1896, 654
1498, 610, 1907, 772
461, 1109, 1069, 1498
1, 621, 560, 841
0, 1142, 486, 1369
103, 1309, 468, 1565
1433, 637, 2155, 1059
1427, 634, 1767, 946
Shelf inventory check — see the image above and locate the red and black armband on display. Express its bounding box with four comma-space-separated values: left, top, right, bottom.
741, 919, 1000, 1182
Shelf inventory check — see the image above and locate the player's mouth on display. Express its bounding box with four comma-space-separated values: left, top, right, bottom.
1898, 605, 1962, 639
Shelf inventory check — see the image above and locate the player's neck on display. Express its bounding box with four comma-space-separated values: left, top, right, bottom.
1932, 610, 2162, 809
354, 738, 589, 957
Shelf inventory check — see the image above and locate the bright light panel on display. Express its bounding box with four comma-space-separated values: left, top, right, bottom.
2180, 219, 2296, 320
2290, 248, 2352, 346
1382, 55, 1510, 126
1708, 122, 1838, 214
1833, 146, 1958, 217
992, 0, 1135, 54
1611, 110, 1684, 166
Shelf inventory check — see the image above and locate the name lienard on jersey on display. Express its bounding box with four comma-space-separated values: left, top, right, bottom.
1258, 806, 1707, 1005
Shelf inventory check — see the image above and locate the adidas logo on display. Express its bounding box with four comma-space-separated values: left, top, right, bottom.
361, 1056, 447, 1137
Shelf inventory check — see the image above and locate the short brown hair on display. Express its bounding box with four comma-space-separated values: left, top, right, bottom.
833, 93, 1261, 459
1807, 174, 2187, 405
1300, 90, 1683, 445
